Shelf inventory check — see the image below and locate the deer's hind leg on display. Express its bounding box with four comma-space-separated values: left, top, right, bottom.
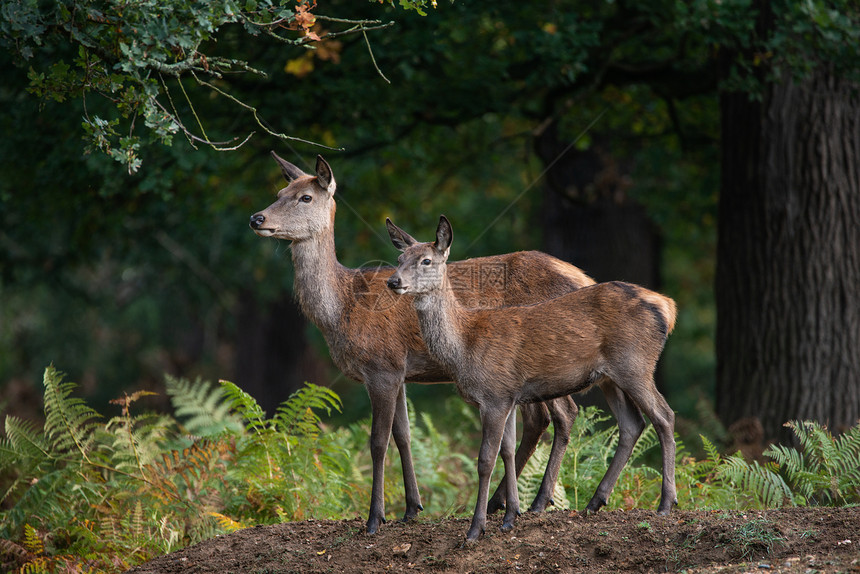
584, 380, 646, 514
487, 402, 550, 514
500, 408, 521, 531
529, 395, 577, 512
392, 383, 423, 522
617, 377, 677, 514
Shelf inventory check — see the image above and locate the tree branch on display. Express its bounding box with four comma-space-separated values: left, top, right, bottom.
192, 73, 345, 151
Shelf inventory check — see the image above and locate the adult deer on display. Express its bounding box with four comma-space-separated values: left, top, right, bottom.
386, 216, 678, 541
249, 153, 593, 534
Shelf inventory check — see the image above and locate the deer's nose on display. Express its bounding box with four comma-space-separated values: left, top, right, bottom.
387, 276, 402, 290
249, 213, 266, 229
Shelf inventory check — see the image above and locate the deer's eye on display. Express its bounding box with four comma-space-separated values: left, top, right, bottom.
300, 195, 312, 203
421, 258, 432, 266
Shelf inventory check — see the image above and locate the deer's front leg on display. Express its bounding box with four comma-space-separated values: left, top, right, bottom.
365, 374, 402, 534
391, 383, 423, 521
466, 403, 513, 542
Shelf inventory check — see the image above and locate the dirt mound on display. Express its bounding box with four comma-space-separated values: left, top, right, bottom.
126, 507, 859, 573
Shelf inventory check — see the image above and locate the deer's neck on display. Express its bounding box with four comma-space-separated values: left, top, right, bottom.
412, 276, 466, 374
290, 228, 347, 333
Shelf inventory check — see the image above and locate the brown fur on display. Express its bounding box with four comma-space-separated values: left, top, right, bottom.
249, 153, 593, 533
387, 216, 678, 541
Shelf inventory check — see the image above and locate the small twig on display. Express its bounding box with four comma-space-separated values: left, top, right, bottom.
193, 72, 345, 151
363, 28, 390, 84
150, 97, 253, 149
321, 21, 394, 40
160, 74, 197, 149
176, 74, 210, 144
314, 15, 385, 25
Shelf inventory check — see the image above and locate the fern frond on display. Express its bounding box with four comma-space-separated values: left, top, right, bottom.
836, 422, 860, 459
1, 417, 53, 508
717, 455, 792, 508
42, 367, 101, 461
273, 383, 342, 438
22, 525, 44, 556
219, 380, 267, 434
790, 421, 839, 469
2, 416, 49, 464
765, 443, 814, 500
20, 556, 50, 574
767, 420, 860, 505
628, 424, 659, 465
145, 438, 233, 502
517, 442, 569, 510
102, 411, 175, 474
694, 433, 723, 477
166, 376, 243, 437
208, 512, 247, 532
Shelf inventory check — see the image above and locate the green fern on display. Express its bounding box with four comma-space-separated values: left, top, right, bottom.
699, 434, 722, 473
165, 376, 244, 437
42, 366, 101, 461
517, 441, 570, 510
715, 454, 793, 508
765, 420, 860, 505
101, 402, 175, 475
2, 368, 364, 570
0, 416, 50, 506
559, 406, 618, 510
218, 380, 352, 522
219, 379, 268, 435
272, 383, 342, 439
672, 434, 746, 510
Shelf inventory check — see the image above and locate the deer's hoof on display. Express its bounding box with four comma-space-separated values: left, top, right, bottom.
486, 499, 505, 515
656, 496, 678, 516
464, 527, 484, 543
401, 503, 423, 522
366, 515, 386, 535
583, 495, 607, 516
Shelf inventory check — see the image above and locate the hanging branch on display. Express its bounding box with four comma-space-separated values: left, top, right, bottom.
192, 72, 345, 151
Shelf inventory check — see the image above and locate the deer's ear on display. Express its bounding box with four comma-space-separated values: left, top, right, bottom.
315, 155, 336, 195
435, 215, 453, 256
386, 218, 418, 252
271, 151, 307, 183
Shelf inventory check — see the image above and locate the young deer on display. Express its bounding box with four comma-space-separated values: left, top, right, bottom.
249, 153, 593, 534
386, 216, 678, 541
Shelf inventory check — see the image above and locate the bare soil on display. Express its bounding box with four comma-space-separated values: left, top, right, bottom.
126, 507, 859, 573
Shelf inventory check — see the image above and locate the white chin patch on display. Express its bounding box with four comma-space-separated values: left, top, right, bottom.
254, 229, 276, 237
393, 288, 407, 295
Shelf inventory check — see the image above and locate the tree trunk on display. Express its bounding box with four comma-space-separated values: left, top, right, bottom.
716, 70, 860, 441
